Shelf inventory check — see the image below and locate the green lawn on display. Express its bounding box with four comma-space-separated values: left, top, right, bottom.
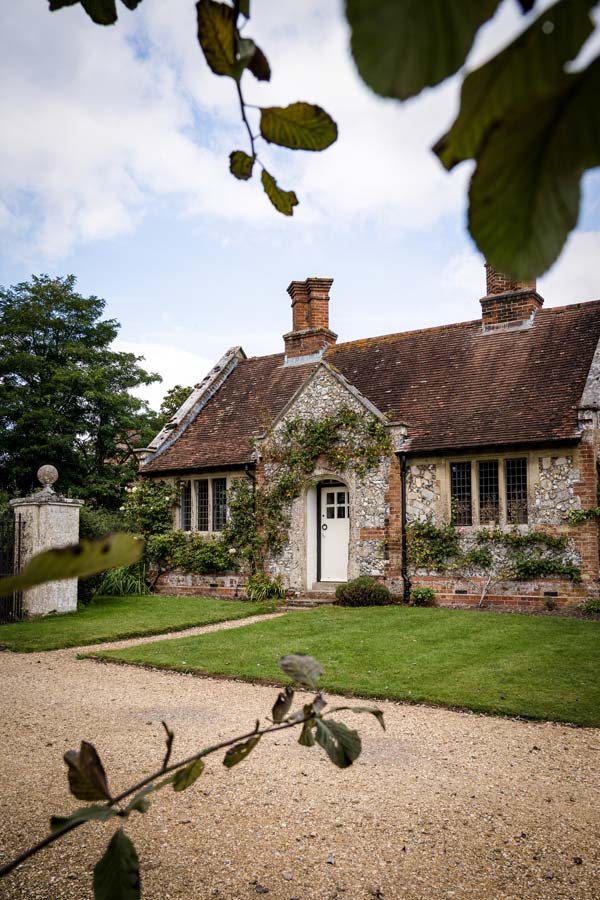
88, 606, 600, 727
0, 595, 275, 652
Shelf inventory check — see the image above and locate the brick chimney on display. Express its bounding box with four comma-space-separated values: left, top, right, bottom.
284, 277, 337, 360
480, 264, 543, 332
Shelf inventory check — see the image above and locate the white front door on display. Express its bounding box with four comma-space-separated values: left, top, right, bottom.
319, 486, 349, 581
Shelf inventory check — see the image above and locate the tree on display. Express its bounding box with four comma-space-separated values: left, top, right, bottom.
158, 384, 193, 423
0, 274, 160, 505
46, 0, 600, 279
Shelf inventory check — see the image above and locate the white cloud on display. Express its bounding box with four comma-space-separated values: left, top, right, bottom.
437, 231, 600, 324
539, 232, 600, 305
1, 0, 599, 267
113, 338, 216, 410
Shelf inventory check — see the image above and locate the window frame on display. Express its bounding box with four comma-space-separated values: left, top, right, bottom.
178, 473, 235, 533
447, 453, 530, 527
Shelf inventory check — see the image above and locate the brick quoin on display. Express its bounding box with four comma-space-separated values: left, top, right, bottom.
387, 452, 403, 573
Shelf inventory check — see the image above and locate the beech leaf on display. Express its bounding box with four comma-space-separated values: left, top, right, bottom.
260, 103, 337, 151
271, 685, 294, 723
314, 719, 361, 769
248, 45, 271, 82
468, 56, 600, 279
64, 741, 111, 802
346, 0, 500, 100
298, 719, 316, 747
173, 758, 205, 791
236, 36, 257, 67
223, 734, 261, 768
435, 0, 597, 170
50, 805, 118, 833
327, 705, 385, 730
229, 150, 255, 181
196, 0, 237, 78
48, 0, 143, 25
261, 170, 298, 216
279, 653, 323, 688
0, 533, 143, 596
93, 829, 140, 900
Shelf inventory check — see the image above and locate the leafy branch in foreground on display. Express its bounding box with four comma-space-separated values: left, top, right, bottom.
48, 0, 600, 276
0, 534, 143, 597
0, 654, 384, 899
49, 0, 337, 216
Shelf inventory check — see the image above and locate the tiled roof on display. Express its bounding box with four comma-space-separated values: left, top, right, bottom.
325, 301, 600, 453
142, 300, 600, 473
142, 353, 318, 473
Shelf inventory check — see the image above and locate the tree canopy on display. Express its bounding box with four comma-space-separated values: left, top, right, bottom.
0, 274, 160, 504
47, 0, 600, 280
158, 384, 193, 423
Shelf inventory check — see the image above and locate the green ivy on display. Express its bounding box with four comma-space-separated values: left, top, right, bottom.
567, 506, 600, 524
407, 520, 581, 583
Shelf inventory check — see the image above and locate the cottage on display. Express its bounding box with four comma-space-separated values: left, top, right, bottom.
138, 267, 600, 610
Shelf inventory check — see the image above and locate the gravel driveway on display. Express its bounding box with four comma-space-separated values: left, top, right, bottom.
1, 617, 599, 900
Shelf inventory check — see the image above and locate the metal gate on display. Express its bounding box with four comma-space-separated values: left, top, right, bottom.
0, 509, 24, 624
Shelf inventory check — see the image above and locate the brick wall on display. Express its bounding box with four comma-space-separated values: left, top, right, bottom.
485, 264, 536, 296
480, 292, 543, 327
154, 570, 249, 598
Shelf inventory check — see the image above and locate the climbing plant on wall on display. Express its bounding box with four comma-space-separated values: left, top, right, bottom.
407, 520, 581, 606
224, 407, 391, 567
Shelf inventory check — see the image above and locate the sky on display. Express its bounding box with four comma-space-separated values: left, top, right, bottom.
1, 0, 599, 409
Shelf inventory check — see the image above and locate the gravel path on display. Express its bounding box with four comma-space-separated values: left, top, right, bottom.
1, 615, 599, 900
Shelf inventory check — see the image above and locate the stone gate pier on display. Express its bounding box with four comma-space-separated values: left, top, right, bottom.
10, 465, 83, 617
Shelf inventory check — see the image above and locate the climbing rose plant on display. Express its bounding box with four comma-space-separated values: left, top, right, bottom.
122, 479, 179, 537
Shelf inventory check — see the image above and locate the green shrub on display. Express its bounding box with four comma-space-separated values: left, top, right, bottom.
123, 479, 179, 536
411, 586, 436, 607
78, 505, 130, 605
145, 531, 235, 583
98, 563, 150, 597
246, 572, 286, 602
335, 577, 391, 607
579, 597, 600, 616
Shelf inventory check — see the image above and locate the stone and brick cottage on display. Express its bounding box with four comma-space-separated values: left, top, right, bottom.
138, 267, 600, 609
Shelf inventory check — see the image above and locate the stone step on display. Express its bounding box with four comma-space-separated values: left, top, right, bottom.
283, 596, 337, 610
312, 581, 344, 592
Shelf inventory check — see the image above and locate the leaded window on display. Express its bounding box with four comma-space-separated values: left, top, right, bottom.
196, 479, 209, 531
450, 462, 472, 525
180, 481, 192, 530
478, 460, 500, 523
212, 477, 227, 531
505, 458, 528, 523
